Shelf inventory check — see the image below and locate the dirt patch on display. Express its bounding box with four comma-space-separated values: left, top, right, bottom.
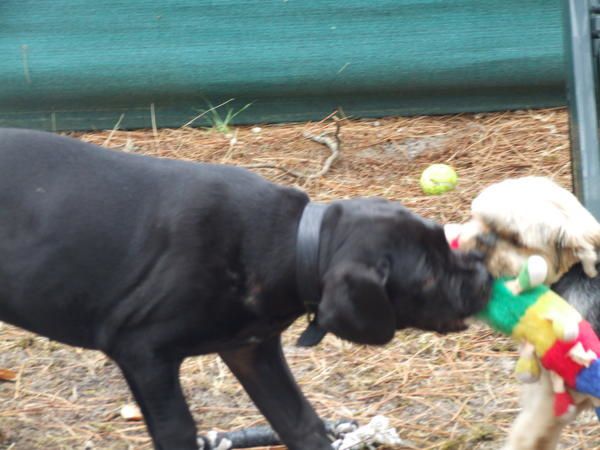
1, 108, 596, 449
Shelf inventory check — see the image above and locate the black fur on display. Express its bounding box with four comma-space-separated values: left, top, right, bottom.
0, 128, 491, 450
553, 263, 600, 333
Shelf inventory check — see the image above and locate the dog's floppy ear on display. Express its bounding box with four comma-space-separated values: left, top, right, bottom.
317, 260, 395, 345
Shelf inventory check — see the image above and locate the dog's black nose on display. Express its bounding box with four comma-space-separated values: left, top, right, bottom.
477, 271, 493, 304
461, 265, 492, 316
464, 250, 486, 264
475, 251, 488, 264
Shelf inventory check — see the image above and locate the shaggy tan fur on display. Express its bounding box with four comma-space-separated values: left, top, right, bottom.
456, 177, 600, 450
459, 176, 600, 283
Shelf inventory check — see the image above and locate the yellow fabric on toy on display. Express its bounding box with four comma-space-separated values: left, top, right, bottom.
515, 354, 541, 382
512, 291, 579, 355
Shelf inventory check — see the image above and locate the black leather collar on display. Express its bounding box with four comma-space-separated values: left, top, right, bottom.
296, 202, 327, 312
295, 202, 328, 347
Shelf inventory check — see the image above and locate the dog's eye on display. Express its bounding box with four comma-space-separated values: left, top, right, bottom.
476, 232, 497, 249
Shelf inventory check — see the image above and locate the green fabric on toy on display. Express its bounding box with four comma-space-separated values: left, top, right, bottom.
477, 278, 547, 336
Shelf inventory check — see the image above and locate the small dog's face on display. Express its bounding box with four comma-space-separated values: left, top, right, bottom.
453, 177, 600, 283
316, 198, 492, 345
449, 218, 544, 279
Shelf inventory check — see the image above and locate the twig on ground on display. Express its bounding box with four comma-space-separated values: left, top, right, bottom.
245, 117, 342, 179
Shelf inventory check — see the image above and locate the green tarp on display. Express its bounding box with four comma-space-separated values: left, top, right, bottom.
1, 0, 565, 131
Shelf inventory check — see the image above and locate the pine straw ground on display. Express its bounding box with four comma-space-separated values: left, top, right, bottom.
1, 108, 598, 450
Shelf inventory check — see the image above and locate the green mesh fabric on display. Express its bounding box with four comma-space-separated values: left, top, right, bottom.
0, 0, 564, 131
477, 278, 549, 335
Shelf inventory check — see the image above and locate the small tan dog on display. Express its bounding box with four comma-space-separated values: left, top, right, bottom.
451, 176, 600, 450
455, 176, 600, 284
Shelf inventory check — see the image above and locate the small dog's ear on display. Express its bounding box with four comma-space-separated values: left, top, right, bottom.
317, 261, 395, 345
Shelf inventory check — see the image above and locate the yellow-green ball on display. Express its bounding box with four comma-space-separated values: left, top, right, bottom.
420, 164, 458, 195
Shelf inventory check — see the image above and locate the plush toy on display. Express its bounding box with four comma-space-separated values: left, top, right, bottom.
446, 228, 600, 419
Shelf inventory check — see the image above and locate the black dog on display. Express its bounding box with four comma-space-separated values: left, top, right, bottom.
0, 128, 491, 450
554, 265, 600, 332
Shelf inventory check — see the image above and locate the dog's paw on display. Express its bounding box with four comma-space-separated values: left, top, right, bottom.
582, 258, 599, 279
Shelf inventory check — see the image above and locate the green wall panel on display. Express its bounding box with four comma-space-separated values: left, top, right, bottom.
0, 0, 565, 130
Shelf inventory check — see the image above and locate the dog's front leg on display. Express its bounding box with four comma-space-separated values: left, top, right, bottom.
503, 371, 574, 450
114, 354, 197, 450
220, 336, 333, 450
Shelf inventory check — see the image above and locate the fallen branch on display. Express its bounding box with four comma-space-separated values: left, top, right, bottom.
198, 419, 357, 450
245, 118, 341, 179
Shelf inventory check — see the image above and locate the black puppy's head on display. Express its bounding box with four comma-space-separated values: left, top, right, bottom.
315, 198, 492, 345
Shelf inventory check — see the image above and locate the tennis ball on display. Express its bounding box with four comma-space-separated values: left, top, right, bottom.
420, 164, 458, 195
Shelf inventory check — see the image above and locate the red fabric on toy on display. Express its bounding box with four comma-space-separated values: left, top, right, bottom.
541, 321, 600, 387
553, 391, 574, 417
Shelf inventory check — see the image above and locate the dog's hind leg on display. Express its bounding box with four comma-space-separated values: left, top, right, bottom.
219, 336, 333, 450
503, 371, 575, 450
114, 354, 197, 450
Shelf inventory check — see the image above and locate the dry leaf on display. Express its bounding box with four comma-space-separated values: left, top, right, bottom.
0, 368, 17, 382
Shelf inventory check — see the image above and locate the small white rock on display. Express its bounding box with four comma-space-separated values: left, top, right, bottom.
120, 403, 143, 421
215, 438, 232, 450
251, 127, 262, 133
